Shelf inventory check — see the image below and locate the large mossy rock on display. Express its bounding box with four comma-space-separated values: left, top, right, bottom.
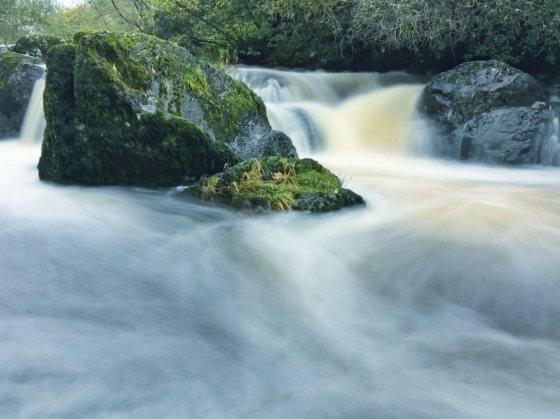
38, 32, 296, 186
13, 34, 67, 59
189, 156, 364, 213
0, 51, 44, 139
421, 60, 555, 165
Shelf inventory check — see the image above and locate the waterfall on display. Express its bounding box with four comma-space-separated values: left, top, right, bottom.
235, 67, 428, 156
19, 73, 46, 144
2, 66, 560, 419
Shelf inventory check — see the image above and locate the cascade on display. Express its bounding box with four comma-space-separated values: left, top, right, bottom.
235, 67, 428, 155
19, 71, 46, 144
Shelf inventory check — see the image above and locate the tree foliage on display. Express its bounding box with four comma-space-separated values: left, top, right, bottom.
5, 0, 560, 72
149, 0, 560, 69
351, 0, 560, 68
0, 0, 57, 44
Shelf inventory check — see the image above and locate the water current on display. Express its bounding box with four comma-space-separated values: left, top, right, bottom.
1, 67, 559, 418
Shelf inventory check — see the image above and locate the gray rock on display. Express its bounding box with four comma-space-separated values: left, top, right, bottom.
229, 128, 298, 161
422, 60, 545, 133
455, 107, 554, 165
420, 60, 556, 165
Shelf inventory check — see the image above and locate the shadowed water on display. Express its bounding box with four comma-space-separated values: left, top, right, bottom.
2, 140, 560, 418
2, 68, 560, 418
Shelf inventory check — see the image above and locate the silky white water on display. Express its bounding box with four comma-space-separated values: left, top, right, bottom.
1, 68, 560, 419
19, 74, 46, 144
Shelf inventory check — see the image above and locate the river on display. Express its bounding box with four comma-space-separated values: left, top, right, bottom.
1, 68, 559, 418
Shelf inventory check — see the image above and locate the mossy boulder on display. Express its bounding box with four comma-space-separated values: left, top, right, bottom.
188, 156, 364, 213
38, 32, 296, 186
13, 34, 67, 59
0, 51, 44, 139
422, 60, 545, 132
421, 60, 557, 165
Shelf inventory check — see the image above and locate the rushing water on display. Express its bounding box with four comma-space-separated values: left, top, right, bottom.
19, 71, 46, 145
1, 68, 560, 419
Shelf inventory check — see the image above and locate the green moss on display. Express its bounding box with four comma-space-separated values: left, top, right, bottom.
195, 156, 364, 213
205, 78, 267, 139
0, 52, 22, 90
39, 31, 273, 187
182, 67, 209, 97
39, 44, 79, 183
71, 31, 268, 141
39, 36, 236, 186
0, 51, 42, 90
13, 35, 67, 59
76, 32, 151, 91
73, 30, 99, 45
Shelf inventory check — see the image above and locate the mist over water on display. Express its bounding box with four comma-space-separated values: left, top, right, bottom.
2, 68, 560, 418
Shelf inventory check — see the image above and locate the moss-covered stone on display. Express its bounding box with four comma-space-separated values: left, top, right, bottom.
39, 32, 295, 186
420, 60, 555, 165
13, 34, 67, 59
421, 60, 545, 132
188, 156, 364, 213
0, 51, 44, 139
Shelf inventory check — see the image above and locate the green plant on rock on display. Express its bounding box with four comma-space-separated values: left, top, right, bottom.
182, 67, 208, 97
197, 156, 363, 213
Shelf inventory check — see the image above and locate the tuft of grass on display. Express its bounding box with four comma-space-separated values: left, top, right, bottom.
201, 174, 222, 199
229, 159, 297, 211
200, 157, 346, 212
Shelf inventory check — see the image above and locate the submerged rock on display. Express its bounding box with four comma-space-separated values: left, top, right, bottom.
13, 34, 67, 59
188, 156, 364, 213
0, 51, 44, 139
38, 32, 296, 186
421, 60, 555, 165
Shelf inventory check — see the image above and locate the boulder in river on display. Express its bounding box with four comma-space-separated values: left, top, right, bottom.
188, 156, 364, 213
38, 32, 297, 186
455, 107, 554, 165
0, 51, 44, 139
421, 60, 556, 165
